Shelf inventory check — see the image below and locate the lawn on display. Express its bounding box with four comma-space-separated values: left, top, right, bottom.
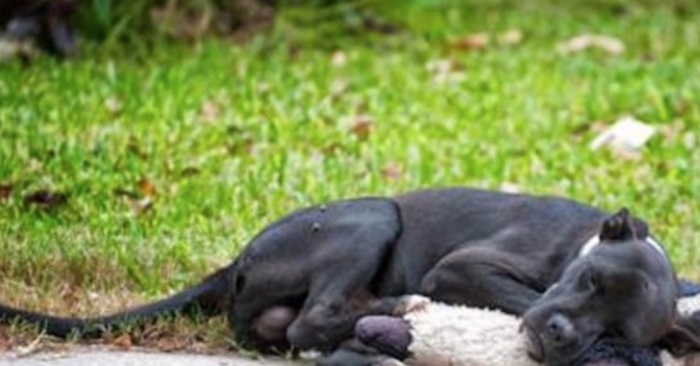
0, 0, 699, 350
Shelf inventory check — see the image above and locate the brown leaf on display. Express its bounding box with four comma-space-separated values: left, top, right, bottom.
425, 59, 466, 85
0, 183, 12, 201
381, 163, 403, 182
24, 190, 69, 210
350, 115, 374, 141
449, 33, 490, 51
498, 29, 523, 45
138, 177, 157, 198
156, 338, 187, 352
557, 34, 625, 55
112, 334, 132, 350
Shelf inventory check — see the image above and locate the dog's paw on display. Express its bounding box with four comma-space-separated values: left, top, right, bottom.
355, 316, 412, 360
393, 295, 431, 316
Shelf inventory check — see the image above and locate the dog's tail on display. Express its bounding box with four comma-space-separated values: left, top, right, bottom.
0, 264, 234, 338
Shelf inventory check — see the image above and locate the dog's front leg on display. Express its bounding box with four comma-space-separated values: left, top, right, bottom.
419, 247, 544, 315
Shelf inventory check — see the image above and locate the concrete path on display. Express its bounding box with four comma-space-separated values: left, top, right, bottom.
0, 348, 304, 366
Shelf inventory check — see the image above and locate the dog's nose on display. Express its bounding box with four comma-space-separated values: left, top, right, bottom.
546, 314, 576, 345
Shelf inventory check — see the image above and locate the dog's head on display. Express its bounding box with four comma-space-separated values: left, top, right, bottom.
522, 208, 700, 366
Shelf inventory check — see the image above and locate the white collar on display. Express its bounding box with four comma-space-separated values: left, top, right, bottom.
578, 235, 667, 258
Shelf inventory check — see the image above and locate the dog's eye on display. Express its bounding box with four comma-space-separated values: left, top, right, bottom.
588, 273, 605, 294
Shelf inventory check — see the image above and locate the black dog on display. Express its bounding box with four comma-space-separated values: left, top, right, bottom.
0, 187, 698, 365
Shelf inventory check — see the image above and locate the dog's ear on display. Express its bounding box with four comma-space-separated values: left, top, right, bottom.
599, 208, 649, 241
656, 313, 700, 356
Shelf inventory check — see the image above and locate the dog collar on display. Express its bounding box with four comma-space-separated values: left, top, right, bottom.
578, 235, 667, 258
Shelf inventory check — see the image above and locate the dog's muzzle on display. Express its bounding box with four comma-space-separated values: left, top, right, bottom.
524, 325, 545, 362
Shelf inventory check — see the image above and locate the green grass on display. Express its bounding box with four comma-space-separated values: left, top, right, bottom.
0, 0, 699, 341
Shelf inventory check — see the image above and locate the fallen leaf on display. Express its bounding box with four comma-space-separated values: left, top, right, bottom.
425, 58, 466, 85
199, 100, 220, 124
156, 338, 187, 352
23, 190, 69, 210
381, 163, 403, 182
138, 177, 157, 198
498, 29, 523, 45
0, 183, 12, 201
112, 334, 132, 350
330, 51, 347, 67
557, 34, 625, 55
449, 33, 490, 51
349, 115, 374, 141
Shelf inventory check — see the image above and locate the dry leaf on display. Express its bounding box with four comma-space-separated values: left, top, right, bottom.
23, 190, 69, 210
156, 338, 187, 352
425, 58, 466, 85
331, 51, 347, 67
199, 100, 220, 124
557, 34, 625, 55
112, 334, 132, 350
138, 177, 157, 198
0, 183, 12, 201
116, 178, 157, 216
450, 33, 490, 51
498, 29, 523, 45
350, 115, 374, 141
381, 163, 403, 182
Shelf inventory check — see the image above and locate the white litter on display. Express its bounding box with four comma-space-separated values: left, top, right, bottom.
589, 116, 656, 152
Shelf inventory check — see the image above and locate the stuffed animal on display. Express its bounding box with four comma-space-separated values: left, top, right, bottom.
355, 284, 700, 366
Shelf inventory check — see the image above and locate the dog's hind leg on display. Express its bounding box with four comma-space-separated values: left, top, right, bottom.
228, 198, 402, 352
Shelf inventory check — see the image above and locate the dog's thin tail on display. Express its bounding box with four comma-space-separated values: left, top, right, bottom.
0, 264, 234, 338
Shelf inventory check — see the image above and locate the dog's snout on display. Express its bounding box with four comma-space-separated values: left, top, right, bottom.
546, 314, 576, 345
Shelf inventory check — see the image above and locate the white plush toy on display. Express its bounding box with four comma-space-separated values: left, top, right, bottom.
355, 294, 700, 366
